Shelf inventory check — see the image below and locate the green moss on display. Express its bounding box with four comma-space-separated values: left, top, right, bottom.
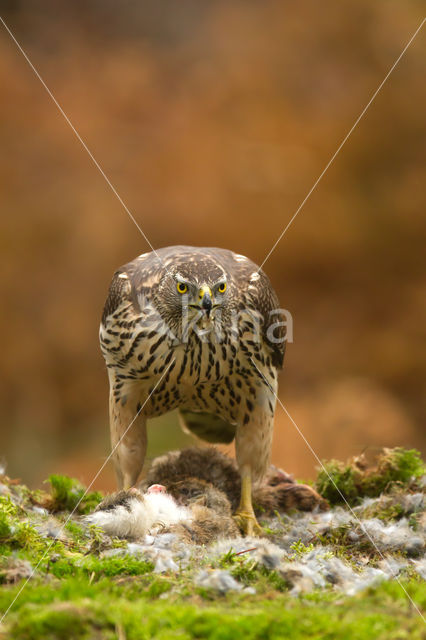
146, 577, 173, 598
316, 461, 359, 505
0, 511, 13, 540
0, 449, 424, 639
64, 521, 86, 545
3, 579, 425, 640
48, 475, 103, 514
0, 496, 19, 517
316, 448, 425, 506
47, 554, 154, 580
0, 497, 47, 555
362, 448, 425, 496
216, 550, 295, 594
11, 601, 100, 640
363, 502, 404, 522
289, 540, 315, 558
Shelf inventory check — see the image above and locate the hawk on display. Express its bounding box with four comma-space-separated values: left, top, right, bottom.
100, 246, 285, 534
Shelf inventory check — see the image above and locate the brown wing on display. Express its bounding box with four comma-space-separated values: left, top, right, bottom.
249, 269, 286, 369
101, 271, 132, 324
100, 251, 165, 324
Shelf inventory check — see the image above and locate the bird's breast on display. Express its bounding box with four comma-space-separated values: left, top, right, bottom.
101, 303, 277, 422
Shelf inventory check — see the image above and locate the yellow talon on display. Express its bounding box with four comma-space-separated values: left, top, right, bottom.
234, 471, 263, 536
233, 510, 263, 536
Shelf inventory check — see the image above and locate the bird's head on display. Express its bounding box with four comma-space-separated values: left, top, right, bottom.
174, 275, 228, 319
154, 258, 231, 339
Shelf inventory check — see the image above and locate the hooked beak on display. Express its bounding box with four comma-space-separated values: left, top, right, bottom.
199, 286, 213, 317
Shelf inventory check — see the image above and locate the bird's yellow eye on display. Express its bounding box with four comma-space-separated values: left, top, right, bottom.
177, 282, 188, 294
218, 282, 227, 293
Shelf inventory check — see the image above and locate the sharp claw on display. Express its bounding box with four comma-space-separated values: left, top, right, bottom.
233, 511, 263, 536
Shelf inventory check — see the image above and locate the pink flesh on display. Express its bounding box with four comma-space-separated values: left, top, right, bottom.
147, 484, 166, 494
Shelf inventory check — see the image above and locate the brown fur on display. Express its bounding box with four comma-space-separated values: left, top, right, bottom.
165, 478, 233, 517
142, 448, 241, 503
171, 505, 239, 545
93, 448, 327, 544
94, 483, 238, 544
254, 483, 328, 514
142, 447, 328, 514
95, 488, 144, 512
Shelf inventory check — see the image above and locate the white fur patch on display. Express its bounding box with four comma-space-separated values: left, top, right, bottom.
85, 493, 190, 539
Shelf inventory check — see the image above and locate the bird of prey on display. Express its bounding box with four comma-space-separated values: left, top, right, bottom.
100, 245, 285, 534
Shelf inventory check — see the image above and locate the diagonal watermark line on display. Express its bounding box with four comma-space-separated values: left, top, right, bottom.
0, 358, 175, 624
0, 15, 165, 265
249, 356, 426, 624
258, 17, 425, 273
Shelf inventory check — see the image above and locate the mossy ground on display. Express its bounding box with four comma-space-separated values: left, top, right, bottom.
0, 449, 424, 640
2, 581, 426, 640
315, 447, 425, 506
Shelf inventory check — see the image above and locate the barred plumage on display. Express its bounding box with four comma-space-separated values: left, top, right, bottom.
100, 245, 285, 534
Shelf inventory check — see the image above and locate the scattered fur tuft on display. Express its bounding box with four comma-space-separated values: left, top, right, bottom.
85, 489, 190, 539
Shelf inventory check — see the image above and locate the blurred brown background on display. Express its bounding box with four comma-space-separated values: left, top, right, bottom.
0, 1, 425, 490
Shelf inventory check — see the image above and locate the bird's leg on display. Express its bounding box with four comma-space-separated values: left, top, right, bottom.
233, 466, 263, 536
109, 379, 147, 489
234, 395, 275, 536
